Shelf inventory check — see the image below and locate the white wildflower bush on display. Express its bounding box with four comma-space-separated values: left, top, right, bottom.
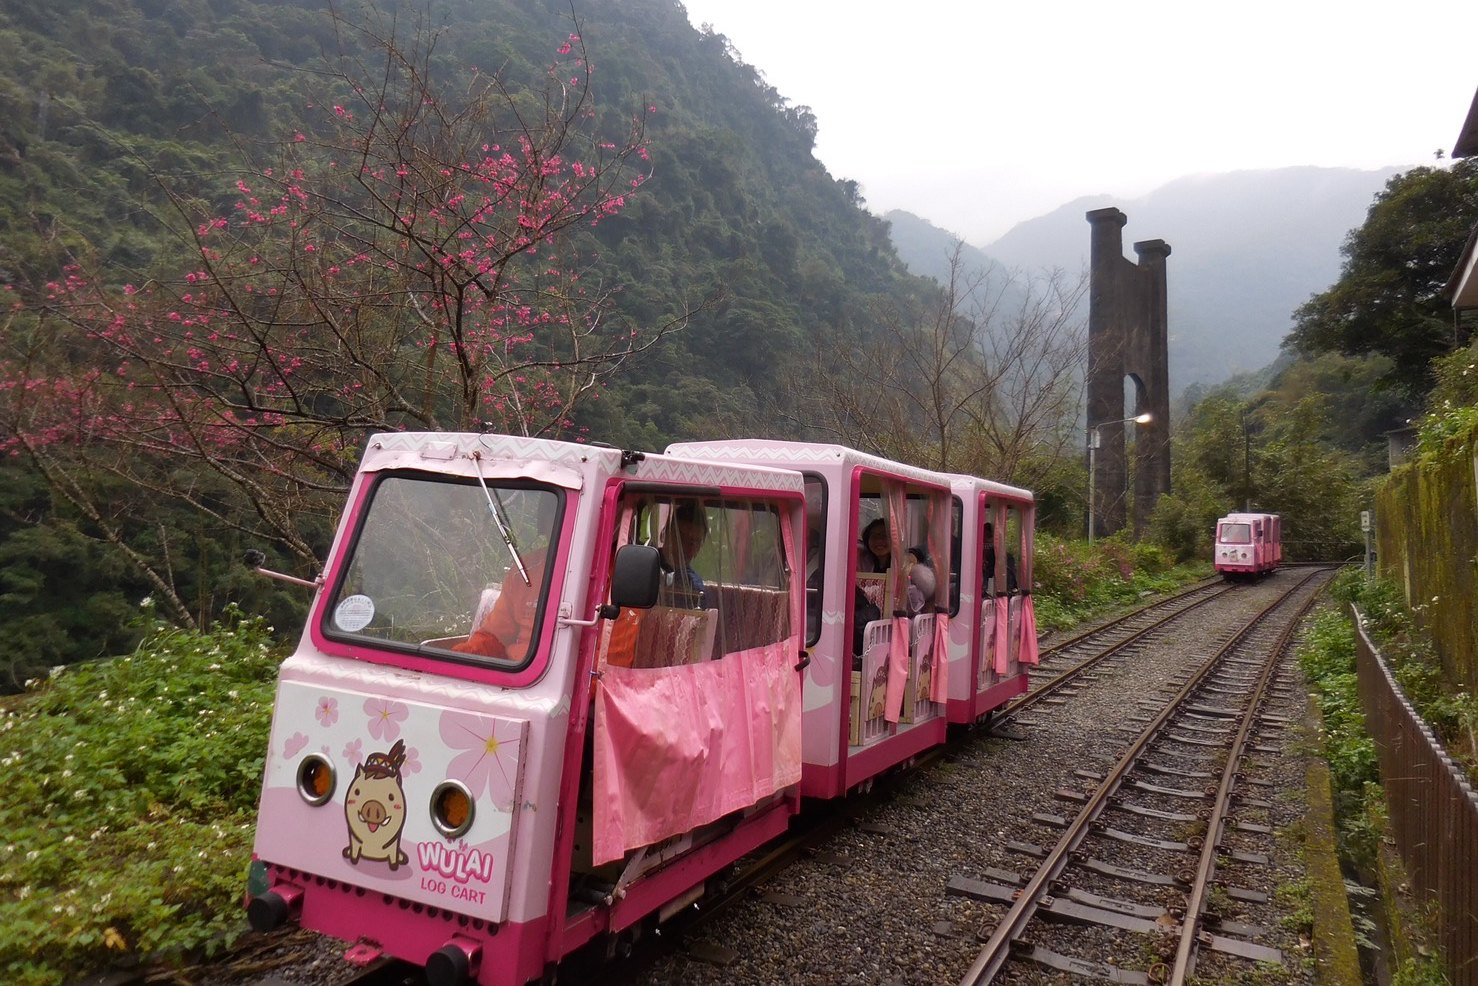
1415, 346, 1478, 459
0, 606, 278, 985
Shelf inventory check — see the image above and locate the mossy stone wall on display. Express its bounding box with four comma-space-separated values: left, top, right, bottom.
1374, 448, 1478, 691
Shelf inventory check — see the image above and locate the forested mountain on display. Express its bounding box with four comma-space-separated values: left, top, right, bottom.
0, 0, 933, 444
886, 166, 1402, 390
0, 0, 946, 681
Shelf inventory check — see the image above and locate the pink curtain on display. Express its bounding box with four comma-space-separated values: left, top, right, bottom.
925, 494, 949, 613
724, 507, 754, 583
929, 613, 950, 703
883, 615, 911, 723
884, 481, 909, 611
992, 596, 1010, 675
1018, 597, 1039, 665
592, 635, 802, 865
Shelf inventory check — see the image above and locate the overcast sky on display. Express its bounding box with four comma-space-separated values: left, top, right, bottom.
678, 0, 1478, 245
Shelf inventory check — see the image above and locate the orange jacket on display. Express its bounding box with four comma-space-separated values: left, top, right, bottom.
452, 547, 547, 661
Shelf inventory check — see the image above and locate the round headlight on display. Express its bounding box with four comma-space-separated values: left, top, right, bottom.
297, 755, 336, 806
430, 780, 475, 838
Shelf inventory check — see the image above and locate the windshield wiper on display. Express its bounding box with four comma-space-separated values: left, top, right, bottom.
471, 453, 530, 586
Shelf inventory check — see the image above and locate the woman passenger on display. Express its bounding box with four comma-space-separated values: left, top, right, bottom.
858, 518, 890, 573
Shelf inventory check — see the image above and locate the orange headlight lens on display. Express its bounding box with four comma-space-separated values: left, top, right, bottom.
431, 781, 475, 838
296, 755, 336, 806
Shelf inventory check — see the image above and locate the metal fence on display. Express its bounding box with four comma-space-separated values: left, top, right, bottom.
1354, 607, 1478, 986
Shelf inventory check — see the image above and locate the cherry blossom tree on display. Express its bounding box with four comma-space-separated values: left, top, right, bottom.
0, 9, 675, 604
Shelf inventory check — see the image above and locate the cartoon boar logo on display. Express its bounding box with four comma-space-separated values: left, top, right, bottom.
343, 738, 409, 870
867, 663, 888, 720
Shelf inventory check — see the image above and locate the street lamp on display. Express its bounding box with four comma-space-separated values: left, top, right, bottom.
1088, 412, 1153, 544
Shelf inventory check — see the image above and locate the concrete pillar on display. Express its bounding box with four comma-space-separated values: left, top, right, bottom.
1087, 208, 1128, 539
1132, 238, 1172, 537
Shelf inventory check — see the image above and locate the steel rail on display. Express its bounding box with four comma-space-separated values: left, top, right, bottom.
1166, 571, 1330, 984
958, 567, 1329, 986
998, 580, 1235, 721
1030, 577, 1226, 659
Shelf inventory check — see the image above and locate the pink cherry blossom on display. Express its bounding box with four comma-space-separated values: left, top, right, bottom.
440, 711, 522, 803
283, 732, 309, 759
364, 697, 409, 741
315, 696, 339, 726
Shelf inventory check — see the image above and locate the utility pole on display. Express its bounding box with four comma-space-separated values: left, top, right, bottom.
1243, 408, 1252, 512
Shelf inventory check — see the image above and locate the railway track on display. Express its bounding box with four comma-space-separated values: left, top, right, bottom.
998, 578, 1234, 724
955, 567, 1333, 984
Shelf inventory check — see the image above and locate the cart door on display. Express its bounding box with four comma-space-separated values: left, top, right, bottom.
590, 490, 803, 866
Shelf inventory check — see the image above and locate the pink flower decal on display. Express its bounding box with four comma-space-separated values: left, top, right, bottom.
342, 738, 364, 765
402, 746, 422, 775
315, 696, 339, 726
364, 697, 409, 741
283, 732, 309, 759
440, 711, 521, 803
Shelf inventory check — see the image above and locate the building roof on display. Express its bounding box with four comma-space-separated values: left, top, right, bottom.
1457, 85, 1478, 158
1448, 224, 1478, 311
1447, 85, 1478, 309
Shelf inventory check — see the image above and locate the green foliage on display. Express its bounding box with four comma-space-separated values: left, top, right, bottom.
1295, 604, 1382, 868
0, 463, 148, 690
1288, 158, 1478, 399
1390, 948, 1452, 986
1327, 564, 1366, 605
1314, 571, 1478, 834
1249, 398, 1364, 559
1414, 343, 1478, 462
1262, 352, 1413, 473
1155, 390, 1366, 563
1274, 877, 1314, 937
1147, 482, 1221, 563
0, 609, 278, 985
1030, 531, 1209, 631
1358, 574, 1478, 757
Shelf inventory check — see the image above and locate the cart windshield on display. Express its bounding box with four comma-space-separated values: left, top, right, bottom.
321, 473, 561, 669
1219, 522, 1251, 544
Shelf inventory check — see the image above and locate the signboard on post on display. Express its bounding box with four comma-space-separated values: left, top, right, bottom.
1361, 509, 1374, 577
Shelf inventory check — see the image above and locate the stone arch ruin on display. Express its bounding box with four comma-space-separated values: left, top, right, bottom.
1086, 207, 1172, 539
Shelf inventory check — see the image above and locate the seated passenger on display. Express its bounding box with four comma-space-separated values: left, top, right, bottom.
659, 501, 708, 609
805, 525, 824, 643
452, 547, 546, 661
852, 584, 882, 668
858, 518, 890, 573
983, 521, 997, 590
903, 545, 936, 614
983, 522, 1019, 594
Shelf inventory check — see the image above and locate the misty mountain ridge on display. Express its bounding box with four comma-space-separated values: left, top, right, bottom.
885, 165, 1401, 392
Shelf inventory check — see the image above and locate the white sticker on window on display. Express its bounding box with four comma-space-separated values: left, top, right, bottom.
334, 594, 375, 632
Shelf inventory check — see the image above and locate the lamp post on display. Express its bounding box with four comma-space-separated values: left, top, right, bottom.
1088, 412, 1153, 544
1242, 407, 1252, 512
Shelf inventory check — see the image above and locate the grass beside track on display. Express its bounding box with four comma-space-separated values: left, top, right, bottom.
0, 608, 278, 986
